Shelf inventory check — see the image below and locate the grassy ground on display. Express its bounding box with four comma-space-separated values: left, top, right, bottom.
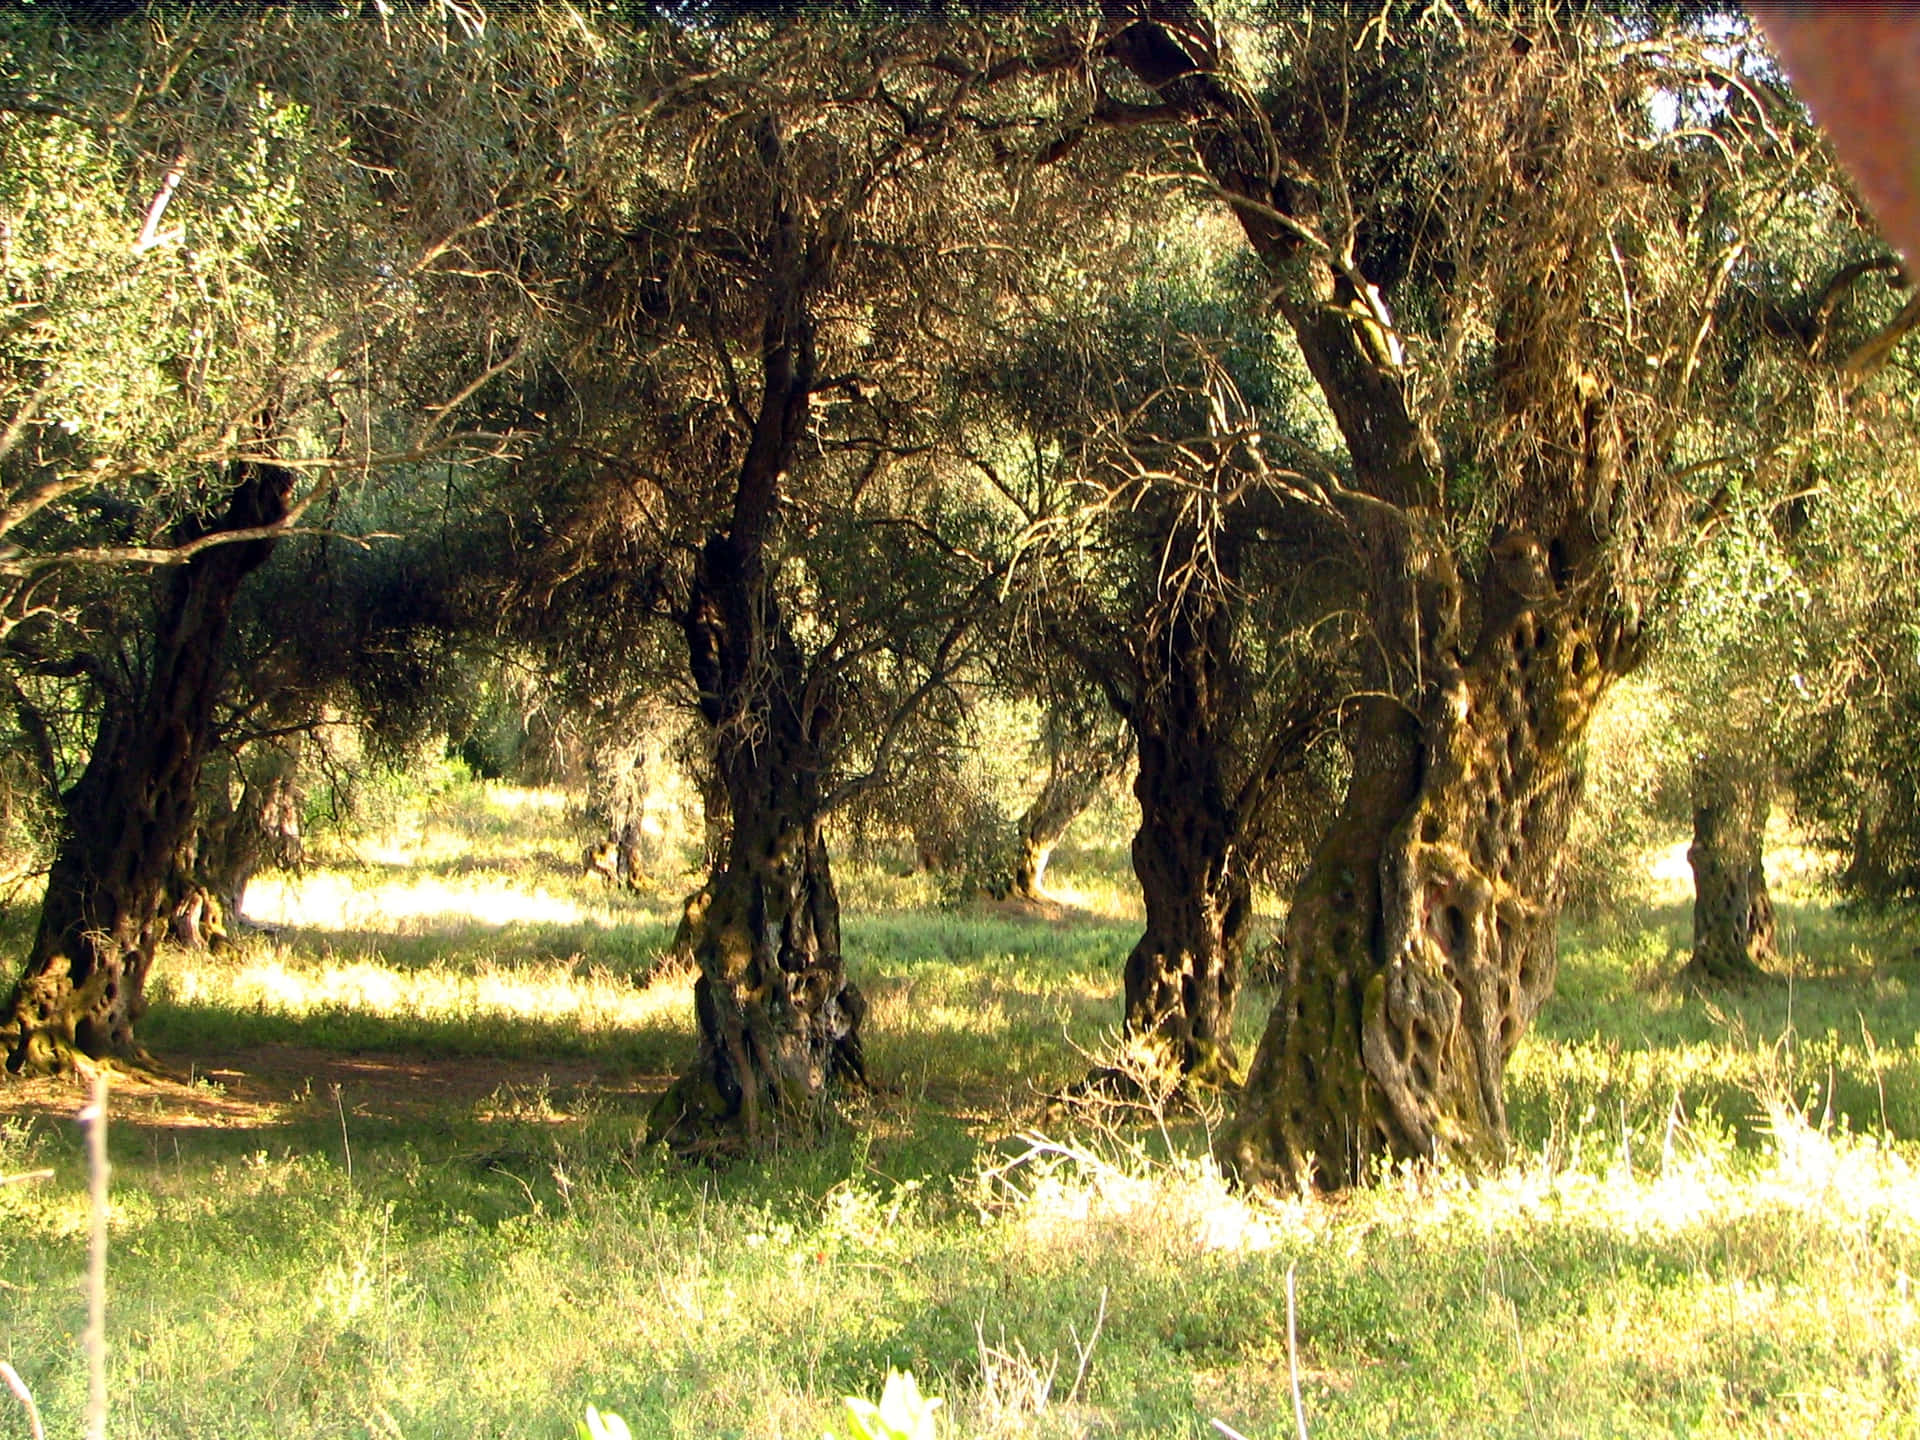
1, 781, 1917, 1438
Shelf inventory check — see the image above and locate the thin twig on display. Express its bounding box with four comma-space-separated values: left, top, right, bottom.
1065, 1285, 1107, 1404
80, 1070, 108, 1440
0, 1360, 44, 1440
1287, 1261, 1309, 1440
333, 1083, 353, 1188
133, 148, 191, 254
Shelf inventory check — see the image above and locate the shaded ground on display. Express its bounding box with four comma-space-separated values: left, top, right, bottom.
0, 1045, 670, 1134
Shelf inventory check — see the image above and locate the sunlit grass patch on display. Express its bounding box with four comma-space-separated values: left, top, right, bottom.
973, 1108, 1920, 1437
162, 945, 687, 1034
1520, 910, 1920, 1153
144, 939, 695, 1064
248, 869, 615, 933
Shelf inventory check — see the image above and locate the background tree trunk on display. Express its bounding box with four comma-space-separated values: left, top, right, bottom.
1120, 601, 1247, 1083
1008, 705, 1127, 901
1685, 749, 1776, 983
169, 747, 303, 949
1, 462, 296, 1074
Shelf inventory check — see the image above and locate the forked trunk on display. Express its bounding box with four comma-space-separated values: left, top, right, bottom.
1, 463, 295, 1074
1101, 1, 1683, 1190
1685, 749, 1776, 983
1221, 532, 1631, 1189
1120, 605, 1247, 1082
1008, 713, 1125, 901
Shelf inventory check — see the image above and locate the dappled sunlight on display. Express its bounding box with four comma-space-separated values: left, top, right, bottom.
1643, 832, 1839, 910
991, 1104, 1920, 1267
1385, 1111, 1920, 1243
247, 870, 618, 933
859, 954, 1127, 1096
480, 786, 572, 814
1032, 879, 1142, 921
162, 947, 692, 1036
1645, 839, 1695, 907
986, 1132, 1316, 1256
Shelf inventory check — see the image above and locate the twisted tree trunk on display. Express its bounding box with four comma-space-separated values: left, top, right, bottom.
1, 462, 295, 1074
1685, 749, 1776, 983
1221, 527, 1634, 1188
647, 140, 863, 1151
647, 544, 865, 1152
1107, 1, 1656, 1187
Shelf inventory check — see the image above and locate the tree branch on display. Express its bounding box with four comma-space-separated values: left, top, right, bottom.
1841, 289, 1920, 382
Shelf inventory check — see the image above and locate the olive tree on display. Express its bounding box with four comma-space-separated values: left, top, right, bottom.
1095, 1, 1860, 1187
992, 276, 1348, 1084
0, 7, 560, 1073
486, 10, 1095, 1153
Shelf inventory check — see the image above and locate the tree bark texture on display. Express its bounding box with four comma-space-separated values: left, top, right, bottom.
647, 529, 866, 1154
1, 462, 296, 1074
1685, 750, 1776, 982
647, 149, 864, 1151
1221, 532, 1633, 1188
1120, 598, 1249, 1083
1107, 3, 1653, 1187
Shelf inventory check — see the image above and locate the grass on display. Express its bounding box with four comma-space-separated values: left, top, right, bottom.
0, 779, 1915, 1438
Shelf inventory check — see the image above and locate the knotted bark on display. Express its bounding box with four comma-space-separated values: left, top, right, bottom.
645, 531, 866, 1154
1222, 528, 1634, 1188
1120, 599, 1248, 1084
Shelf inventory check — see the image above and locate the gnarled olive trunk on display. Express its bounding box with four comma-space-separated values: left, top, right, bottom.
1221, 529, 1633, 1190
1685, 749, 1775, 983
1121, 602, 1248, 1082
647, 537, 865, 1153
647, 183, 863, 1152
1103, 1, 1702, 1189
1, 462, 295, 1074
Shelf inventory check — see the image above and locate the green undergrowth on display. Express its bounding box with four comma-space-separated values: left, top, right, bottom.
0, 781, 1916, 1438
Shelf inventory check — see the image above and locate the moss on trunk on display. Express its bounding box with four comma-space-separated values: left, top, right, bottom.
1222, 530, 1628, 1189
